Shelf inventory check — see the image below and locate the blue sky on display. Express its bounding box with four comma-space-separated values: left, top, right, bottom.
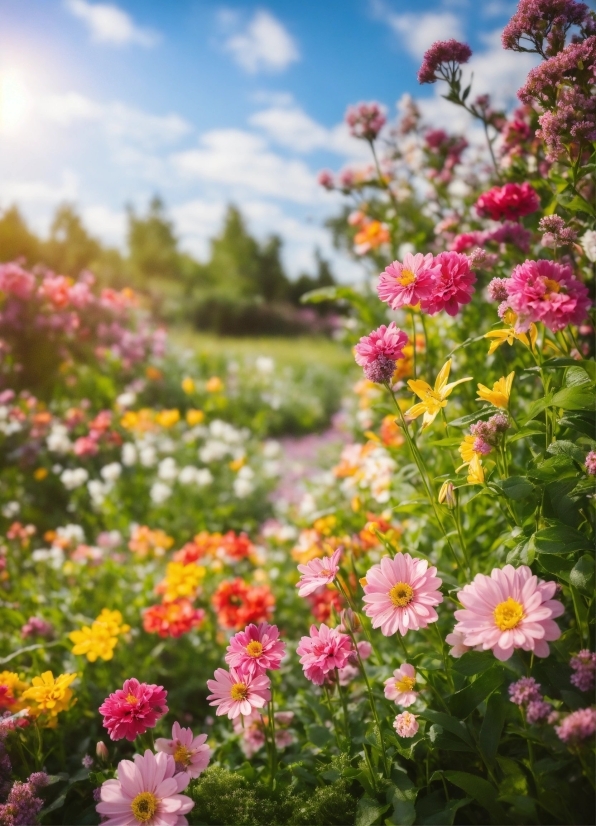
0, 0, 534, 279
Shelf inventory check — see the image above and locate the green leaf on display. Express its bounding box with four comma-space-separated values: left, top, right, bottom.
551, 386, 596, 411
537, 554, 574, 583
547, 440, 586, 464
569, 554, 595, 594
533, 524, 591, 554
479, 692, 507, 766
305, 724, 333, 748
356, 797, 390, 826
441, 771, 504, 820
386, 773, 417, 826
565, 365, 593, 387
448, 667, 504, 719
418, 797, 472, 825
419, 710, 473, 746
522, 394, 553, 423
451, 651, 494, 677
558, 411, 596, 437
508, 421, 545, 442
493, 476, 534, 500
528, 455, 577, 482
448, 410, 489, 428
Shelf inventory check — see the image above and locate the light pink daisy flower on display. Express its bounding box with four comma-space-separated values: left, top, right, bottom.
453, 564, 564, 662
384, 663, 418, 707
362, 554, 443, 637
393, 711, 419, 738
96, 749, 193, 826
224, 622, 286, 678
354, 322, 408, 384
296, 548, 342, 598
445, 630, 472, 658
99, 679, 168, 742
377, 253, 440, 310
420, 251, 476, 316
155, 722, 211, 780
296, 623, 353, 686
206, 667, 270, 719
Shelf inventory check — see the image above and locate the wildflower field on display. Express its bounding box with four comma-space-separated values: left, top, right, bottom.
1, 3, 595, 825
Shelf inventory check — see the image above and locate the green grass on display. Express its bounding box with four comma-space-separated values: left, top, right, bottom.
170, 327, 354, 370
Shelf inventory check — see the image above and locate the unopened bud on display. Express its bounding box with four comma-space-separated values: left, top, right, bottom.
438, 481, 456, 508
96, 741, 109, 762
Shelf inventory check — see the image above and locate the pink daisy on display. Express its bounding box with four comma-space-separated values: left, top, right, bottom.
296, 548, 342, 598
505, 259, 591, 333
206, 667, 270, 719
377, 253, 439, 310
384, 663, 418, 707
224, 622, 286, 677
420, 251, 476, 316
99, 679, 168, 742
296, 623, 353, 686
362, 554, 443, 637
155, 722, 212, 779
453, 564, 564, 662
353, 323, 408, 384
393, 711, 419, 738
96, 749, 193, 826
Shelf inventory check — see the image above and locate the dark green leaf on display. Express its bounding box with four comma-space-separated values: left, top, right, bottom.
522, 394, 553, 423
547, 440, 586, 464
569, 554, 595, 593
441, 771, 503, 819
305, 725, 333, 748
451, 651, 494, 677
565, 365, 593, 387
493, 476, 534, 500
449, 667, 504, 719
558, 411, 596, 437
449, 410, 491, 428
419, 710, 473, 746
551, 386, 595, 411
419, 797, 472, 825
508, 421, 545, 442
356, 797, 390, 826
533, 524, 591, 554
479, 691, 507, 766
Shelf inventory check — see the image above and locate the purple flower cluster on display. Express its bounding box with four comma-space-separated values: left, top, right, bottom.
469, 414, 510, 455
417, 40, 472, 85
518, 37, 596, 108
20, 617, 54, 640
538, 215, 578, 248
585, 451, 596, 476
508, 677, 552, 724
570, 649, 596, 691
0, 773, 47, 826
555, 707, 596, 743
344, 102, 387, 141
502, 0, 595, 58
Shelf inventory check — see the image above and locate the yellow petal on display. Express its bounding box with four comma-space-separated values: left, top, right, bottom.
442, 376, 473, 398
407, 379, 432, 400
434, 359, 452, 392
405, 402, 427, 419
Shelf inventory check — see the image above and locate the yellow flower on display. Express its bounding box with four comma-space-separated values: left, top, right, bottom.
206, 376, 224, 393
146, 366, 163, 381
181, 377, 195, 394
406, 359, 472, 430
458, 434, 480, 465
484, 310, 537, 355
155, 409, 180, 428
229, 456, 246, 472
158, 562, 205, 602
69, 624, 118, 662
477, 371, 514, 409
313, 515, 337, 536
186, 409, 204, 426
34, 468, 48, 481
466, 454, 485, 485
0, 671, 29, 710
95, 609, 130, 637
22, 671, 76, 717
438, 481, 456, 508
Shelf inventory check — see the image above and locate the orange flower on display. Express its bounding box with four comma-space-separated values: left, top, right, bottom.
354, 220, 390, 254
379, 415, 405, 448
142, 599, 205, 638
211, 579, 275, 630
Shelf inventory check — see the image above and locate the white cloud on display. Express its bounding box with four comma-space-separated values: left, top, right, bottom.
170, 199, 227, 260
383, 10, 464, 59
171, 129, 320, 204
222, 9, 299, 73
64, 0, 159, 47
462, 29, 539, 107
81, 204, 126, 247
0, 169, 79, 205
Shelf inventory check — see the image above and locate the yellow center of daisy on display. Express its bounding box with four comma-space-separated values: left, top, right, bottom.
395, 675, 416, 692
543, 278, 561, 295
126, 693, 138, 704
245, 641, 264, 658
398, 269, 416, 287
131, 791, 158, 822
389, 582, 414, 607
493, 597, 524, 631
173, 743, 193, 766
230, 682, 249, 701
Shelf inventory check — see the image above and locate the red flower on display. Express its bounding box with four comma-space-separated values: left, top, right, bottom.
211, 579, 275, 630
475, 182, 540, 221
306, 587, 344, 623
142, 600, 206, 638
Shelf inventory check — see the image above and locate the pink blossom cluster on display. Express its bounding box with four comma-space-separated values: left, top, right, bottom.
99, 678, 169, 741
424, 130, 469, 184
345, 102, 387, 141
232, 709, 294, 758
452, 222, 531, 254
475, 183, 540, 222
585, 451, 596, 476
354, 322, 408, 384
570, 649, 596, 691
20, 616, 54, 639
508, 677, 552, 724
518, 37, 596, 108
555, 707, 596, 743
296, 623, 354, 685
469, 413, 510, 455
417, 39, 472, 84
537, 83, 596, 161
500, 106, 535, 159
156, 721, 212, 779
502, 0, 595, 58
0, 772, 48, 826
538, 215, 578, 248
500, 259, 591, 333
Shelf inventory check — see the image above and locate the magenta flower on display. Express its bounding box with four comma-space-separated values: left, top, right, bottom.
206, 667, 270, 719
354, 322, 408, 383
99, 679, 168, 742
96, 749, 193, 826
362, 554, 443, 637
296, 548, 342, 597
555, 707, 596, 744
475, 182, 540, 221
453, 564, 564, 662
586, 451, 596, 476
345, 102, 387, 141
502, 0, 593, 58
417, 39, 472, 84
508, 676, 542, 706
377, 253, 440, 310
317, 170, 334, 190
420, 251, 476, 316
155, 722, 211, 780
0, 263, 35, 300
393, 711, 419, 738
296, 623, 353, 685
224, 622, 286, 677
384, 663, 418, 707
505, 259, 591, 332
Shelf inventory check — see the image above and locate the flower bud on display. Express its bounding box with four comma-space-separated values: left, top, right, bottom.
438, 480, 456, 508
96, 741, 108, 762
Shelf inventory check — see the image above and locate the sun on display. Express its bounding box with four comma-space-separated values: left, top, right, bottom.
0, 69, 30, 134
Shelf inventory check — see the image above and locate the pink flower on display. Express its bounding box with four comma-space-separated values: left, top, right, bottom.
475, 183, 540, 221
296, 548, 342, 597
570, 649, 596, 691
98, 679, 168, 742
224, 622, 286, 677
586, 451, 596, 476
505, 259, 591, 332
96, 749, 193, 826
345, 102, 387, 141
377, 253, 440, 310
526, 699, 552, 724
384, 663, 418, 707
393, 711, 419, 738
296, 623, 353, 685
155, 722, 211, 779
0, 263, 35, 300
453, 564, 564, 662
502, 0, 593, 58
206, 667, 270, 719
362, 554, 443, 637
38, 274, 72, 309
420, 251, 476, 316
73, 436, 99, 457
354, 323, 408, 383
418, 39, 472, 84
445, 630, 473, 658
317, 170, 334, 190
555, 707, 596, 743
508, 676, 542, 705
450, 232, 485, 253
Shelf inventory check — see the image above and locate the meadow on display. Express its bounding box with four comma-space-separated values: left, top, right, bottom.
0, 3, 595, 825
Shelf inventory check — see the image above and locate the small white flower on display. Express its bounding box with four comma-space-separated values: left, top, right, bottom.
121, 443, 137, 466
195, 468, 213, 486
1, 501, 20, 518
116, 392, 136, 408
199, 440, 229, 462
32, 546, 65, 568
100, 462, 122, 483
581, 230, 596, 263
60, 468, 89, 490
158, 457, 178, 482
139, 445, 157, 467
56, 524, 85, 545
47, 424, 71, 454
178, 465, 198, 485
255, 356, 275, 374
88, 480, 110, 507
150, 481, 172, 504
263, 440, 281, 458
233, 477, 254, 498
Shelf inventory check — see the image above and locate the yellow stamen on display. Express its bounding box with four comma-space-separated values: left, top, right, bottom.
543, 278, 561, 295
389, 582, 414, 608
493, 597, 524, 631
398, 269, 416, 287
126, 694, 138, 704
245, 641, 263, 658
131, 791, 158, 823
396, 676, 416, 692
230, 682, 249, 701
173, 744, 193, 767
